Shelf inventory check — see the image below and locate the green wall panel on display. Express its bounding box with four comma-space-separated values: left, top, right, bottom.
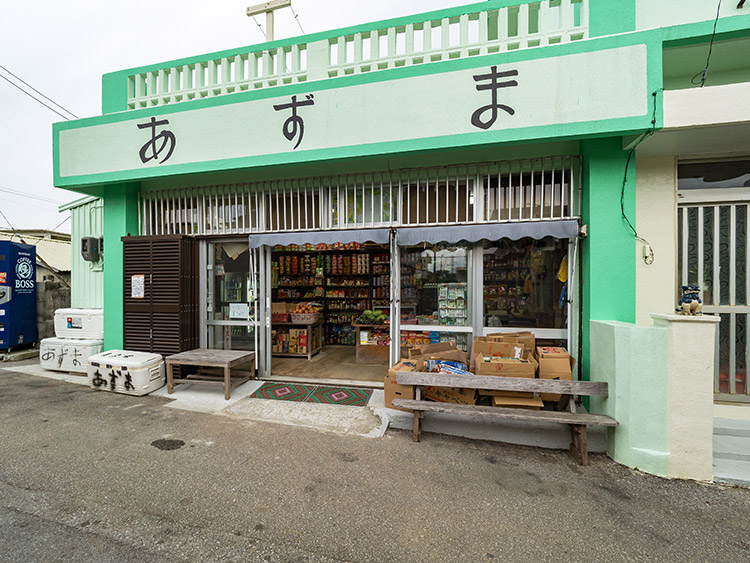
580, 138, 637, 383
102, 183, 140, 350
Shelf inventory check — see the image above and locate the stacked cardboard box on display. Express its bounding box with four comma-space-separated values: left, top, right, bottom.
384, 341, 475, 410
471, 333, 542, 410
536, 346, 575, 401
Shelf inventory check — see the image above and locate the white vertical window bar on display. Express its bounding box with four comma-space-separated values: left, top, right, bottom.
275, 184, 281, 232
371, 178, 375, 226
425, 170, 431, 225
200, 194, 205, 235
164, 196, 170, 234
713, 206, 720, 305
361, 177, 365, 227
158, 197, 163, 235
530, 162, 536, 220
563, 159, 568, 217
444, 168, 449, 224
294, 182, 300, 231
222, 190, 227, 234
551, 162, 557, 219
281, 183, 287, 232
681, 207, 689, 286
698, 206, 704, 297
519, 161, 526, 221
730, 312, 737, 394
232, 189, 238, 233
406, 176, 411, 224
455, 169, 460, 223
465, 169, 470, 223
568, 158, 574, 218
730, 204, 737, 307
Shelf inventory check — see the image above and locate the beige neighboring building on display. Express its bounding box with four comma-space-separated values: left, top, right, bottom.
0, 230, 71, 285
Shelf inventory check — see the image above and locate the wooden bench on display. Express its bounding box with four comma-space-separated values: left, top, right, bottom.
393, 372, 617, 465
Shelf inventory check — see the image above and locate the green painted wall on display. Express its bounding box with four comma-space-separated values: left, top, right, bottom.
102, 184, 140, 350
590, 320, 669, 476
589, 0, 636, 37
580, 138, 637, 384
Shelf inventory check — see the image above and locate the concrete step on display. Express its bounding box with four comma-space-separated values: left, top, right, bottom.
714, 417, 750, 436
713, 434, 750, 458
713, 457, 750, 487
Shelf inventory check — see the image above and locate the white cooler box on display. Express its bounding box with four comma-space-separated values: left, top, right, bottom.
54, 308, 104, 340
87, 350, 165, 396
40, 337, 103, 374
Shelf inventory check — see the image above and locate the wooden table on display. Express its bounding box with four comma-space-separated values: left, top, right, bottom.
165, 349, 256, 400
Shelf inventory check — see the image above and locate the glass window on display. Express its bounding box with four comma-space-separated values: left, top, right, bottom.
483, 237, 568, 329
400, 243, 471, 327
678, 160, 750, 191
400, 330, 470, 352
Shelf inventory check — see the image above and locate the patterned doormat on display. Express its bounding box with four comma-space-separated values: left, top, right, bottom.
250, 382, 373, 407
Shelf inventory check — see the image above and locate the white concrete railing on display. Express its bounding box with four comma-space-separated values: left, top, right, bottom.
127, 0, 587, 110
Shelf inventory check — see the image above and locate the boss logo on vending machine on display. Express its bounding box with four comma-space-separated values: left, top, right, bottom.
15, 257, 34, 290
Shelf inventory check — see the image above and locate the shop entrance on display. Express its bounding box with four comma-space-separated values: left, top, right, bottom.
268, 242, 391, 384
201, 239, 263, 374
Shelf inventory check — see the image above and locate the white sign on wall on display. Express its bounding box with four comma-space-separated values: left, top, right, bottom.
58, 45, 648, 180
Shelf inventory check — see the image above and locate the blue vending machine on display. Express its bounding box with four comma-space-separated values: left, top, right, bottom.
0, 241, 38, 351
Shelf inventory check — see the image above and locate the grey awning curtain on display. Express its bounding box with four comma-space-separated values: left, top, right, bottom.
395, 220, 579, 246
248, 228, 390, 248
248, 221, 578, 248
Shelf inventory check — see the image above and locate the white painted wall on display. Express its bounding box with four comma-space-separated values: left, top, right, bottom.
636, 0, 747, 30
635, 155, 677, 325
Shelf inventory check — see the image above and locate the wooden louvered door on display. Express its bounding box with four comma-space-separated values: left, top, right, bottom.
123, 235, 198, 361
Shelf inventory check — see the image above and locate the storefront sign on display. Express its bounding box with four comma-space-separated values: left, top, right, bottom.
229, 303, 250, 320
57, 45, 648, 182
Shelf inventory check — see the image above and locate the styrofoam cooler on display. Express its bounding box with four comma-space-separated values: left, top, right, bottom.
87, 350, 165, 396
54, 308, 104, 340
40, 337, 103, 374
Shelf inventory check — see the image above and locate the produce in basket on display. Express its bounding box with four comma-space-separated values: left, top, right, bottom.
290, 302, 322, 314
356, 310, 388, 324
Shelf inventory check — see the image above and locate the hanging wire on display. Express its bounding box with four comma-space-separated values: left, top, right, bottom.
0, 63, 78, 119
691, 0, 723, 87
619, 90, 662, 264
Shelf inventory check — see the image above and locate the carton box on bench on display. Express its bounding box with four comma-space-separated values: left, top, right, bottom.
536, 346, 576, 401
491, 395, 544, 410
385, 359, 417, 411
478, 331, 536, 352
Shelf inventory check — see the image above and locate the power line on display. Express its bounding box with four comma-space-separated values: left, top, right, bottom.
0, 72, 71, 121
0, 207, 21, 240
289, 5, 305, 34
50, 214, 70, 232
251, 14, 267, 38
0, 185, 64, 205
0, 64, 78, 118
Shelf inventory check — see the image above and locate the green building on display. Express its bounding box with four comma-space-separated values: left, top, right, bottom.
55, 0, 750, 481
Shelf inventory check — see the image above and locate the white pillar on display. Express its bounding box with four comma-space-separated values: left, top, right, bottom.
652, 313, 721, 481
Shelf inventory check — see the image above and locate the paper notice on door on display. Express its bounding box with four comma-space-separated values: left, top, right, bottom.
229, 302, 250, 320
131, 275, 145, 299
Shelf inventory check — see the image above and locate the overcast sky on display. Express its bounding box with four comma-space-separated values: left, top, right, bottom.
0, 0, 477, 234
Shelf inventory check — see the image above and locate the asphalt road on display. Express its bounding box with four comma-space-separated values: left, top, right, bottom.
1, 369, 749, 562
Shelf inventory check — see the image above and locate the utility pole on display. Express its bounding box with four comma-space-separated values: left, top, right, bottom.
246, 0, 292, 42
